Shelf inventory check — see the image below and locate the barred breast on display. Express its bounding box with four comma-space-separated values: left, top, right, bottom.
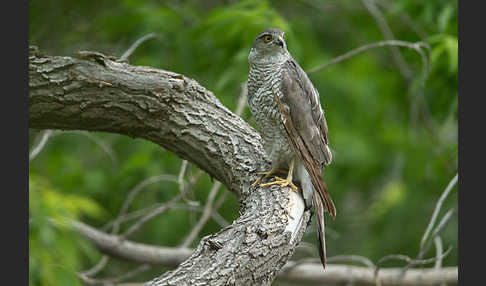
247, 62, 294, 169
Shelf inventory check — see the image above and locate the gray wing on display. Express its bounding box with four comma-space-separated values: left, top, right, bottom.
275, 58, 336, 270
276, 58, 336, 216
280, 59, 332, 165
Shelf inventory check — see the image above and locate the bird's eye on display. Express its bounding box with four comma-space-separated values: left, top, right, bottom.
263, 35, 272, 43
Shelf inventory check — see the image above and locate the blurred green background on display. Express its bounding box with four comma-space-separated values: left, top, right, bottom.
29, 0, 458, 285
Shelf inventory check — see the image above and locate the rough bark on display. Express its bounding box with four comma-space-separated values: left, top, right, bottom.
72, 220, 458, 286
29, 46, 311, 286
29, 46, 264, 196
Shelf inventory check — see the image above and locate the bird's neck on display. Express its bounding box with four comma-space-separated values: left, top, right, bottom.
248, 49, 289, 68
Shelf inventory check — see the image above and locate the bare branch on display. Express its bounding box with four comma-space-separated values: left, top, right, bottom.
71, 220, 193, 266
278, 262, 457, 286
179, 182, 221, 248
307, 40, 429, 74
418, 208, 455, 261
375, 0, 428, 39
119, 33, 158, 61
29, 130, 54, 161
78, 264, 152, 286
375, 246, 453, 283
76, 131, 119, 167
434, 236, 444, 270
81, 255, 110, 277
361, 0, 413, 80
108, 264, 152, 284
121, 194, 183, 240
398, 174, 458, 278
420, 174, 458, 250
71, 219, 457, 286
112, 175, 179, 234
177, 160, 188, 196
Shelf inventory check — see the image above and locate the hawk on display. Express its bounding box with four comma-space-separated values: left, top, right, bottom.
247, 28, 336, 269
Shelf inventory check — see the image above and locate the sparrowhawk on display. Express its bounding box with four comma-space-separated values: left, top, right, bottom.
247, 28, 336, 269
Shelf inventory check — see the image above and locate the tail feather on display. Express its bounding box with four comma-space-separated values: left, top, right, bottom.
304, 161, 336, 219
298, 163, 330, 270
313, 192, 327, 269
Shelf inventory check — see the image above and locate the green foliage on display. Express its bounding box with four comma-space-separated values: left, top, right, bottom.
29, 0, 457, 284
29, 174, 105, 286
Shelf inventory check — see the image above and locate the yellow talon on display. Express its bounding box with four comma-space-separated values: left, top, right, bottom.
252, 170, 278, 187
260, 176, 299, 193
258, 159, 299, 193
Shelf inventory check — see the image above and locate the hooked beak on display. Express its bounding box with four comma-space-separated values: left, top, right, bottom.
276, 36, 284, 48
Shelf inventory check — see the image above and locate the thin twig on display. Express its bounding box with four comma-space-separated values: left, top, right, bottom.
434, 236, 444, 270
84, 175, 178, 277
112, 174, 179, 234
29, 130, 54, 161
180, 182, 221, 248
434, 236, 446, 286
419, 208, 455, 260
102, 200, 229, 233
374, 246, 452, 282
105, 264, 151, 284
119, 33, 158, 61
78, 264, 151, 285
420, 174, 458, 250
400, 208, 456, 278
81, 255, 110, 277
178, 160, 188, 197
307, 40, 429, 74
76, 131, 118, 168
177, 160, 200, 206
375, 0, 428, 39
361, 0, 413, 80
398, 174, 458, 278
121, 194, 183, 240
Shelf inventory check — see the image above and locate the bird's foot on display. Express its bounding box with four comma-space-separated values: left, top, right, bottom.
260, 176, 299, 193
252, 170, 277, 187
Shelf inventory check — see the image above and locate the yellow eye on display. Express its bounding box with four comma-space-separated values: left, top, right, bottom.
263, 35, 272, 43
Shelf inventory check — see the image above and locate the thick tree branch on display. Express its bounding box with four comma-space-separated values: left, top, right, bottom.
29, 46, 266, 197
29, 47, 310, 285
71, 220, 458, 286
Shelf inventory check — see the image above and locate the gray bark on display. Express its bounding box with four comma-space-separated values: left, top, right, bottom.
29, 46, 311, 286
71, 220, 458, 286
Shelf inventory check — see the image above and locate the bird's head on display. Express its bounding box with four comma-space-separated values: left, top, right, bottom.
249, 28, 288, 65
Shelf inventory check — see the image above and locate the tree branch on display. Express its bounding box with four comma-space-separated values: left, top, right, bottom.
29, 47, 310, 286
29, 46, 266, 197
71, 220, 457, 286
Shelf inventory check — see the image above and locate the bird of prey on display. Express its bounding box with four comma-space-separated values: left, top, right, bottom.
247, 28, 336, 269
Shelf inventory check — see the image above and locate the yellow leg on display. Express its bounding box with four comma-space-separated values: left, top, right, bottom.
252, 168, 280, 187
259, 159, 299, 193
